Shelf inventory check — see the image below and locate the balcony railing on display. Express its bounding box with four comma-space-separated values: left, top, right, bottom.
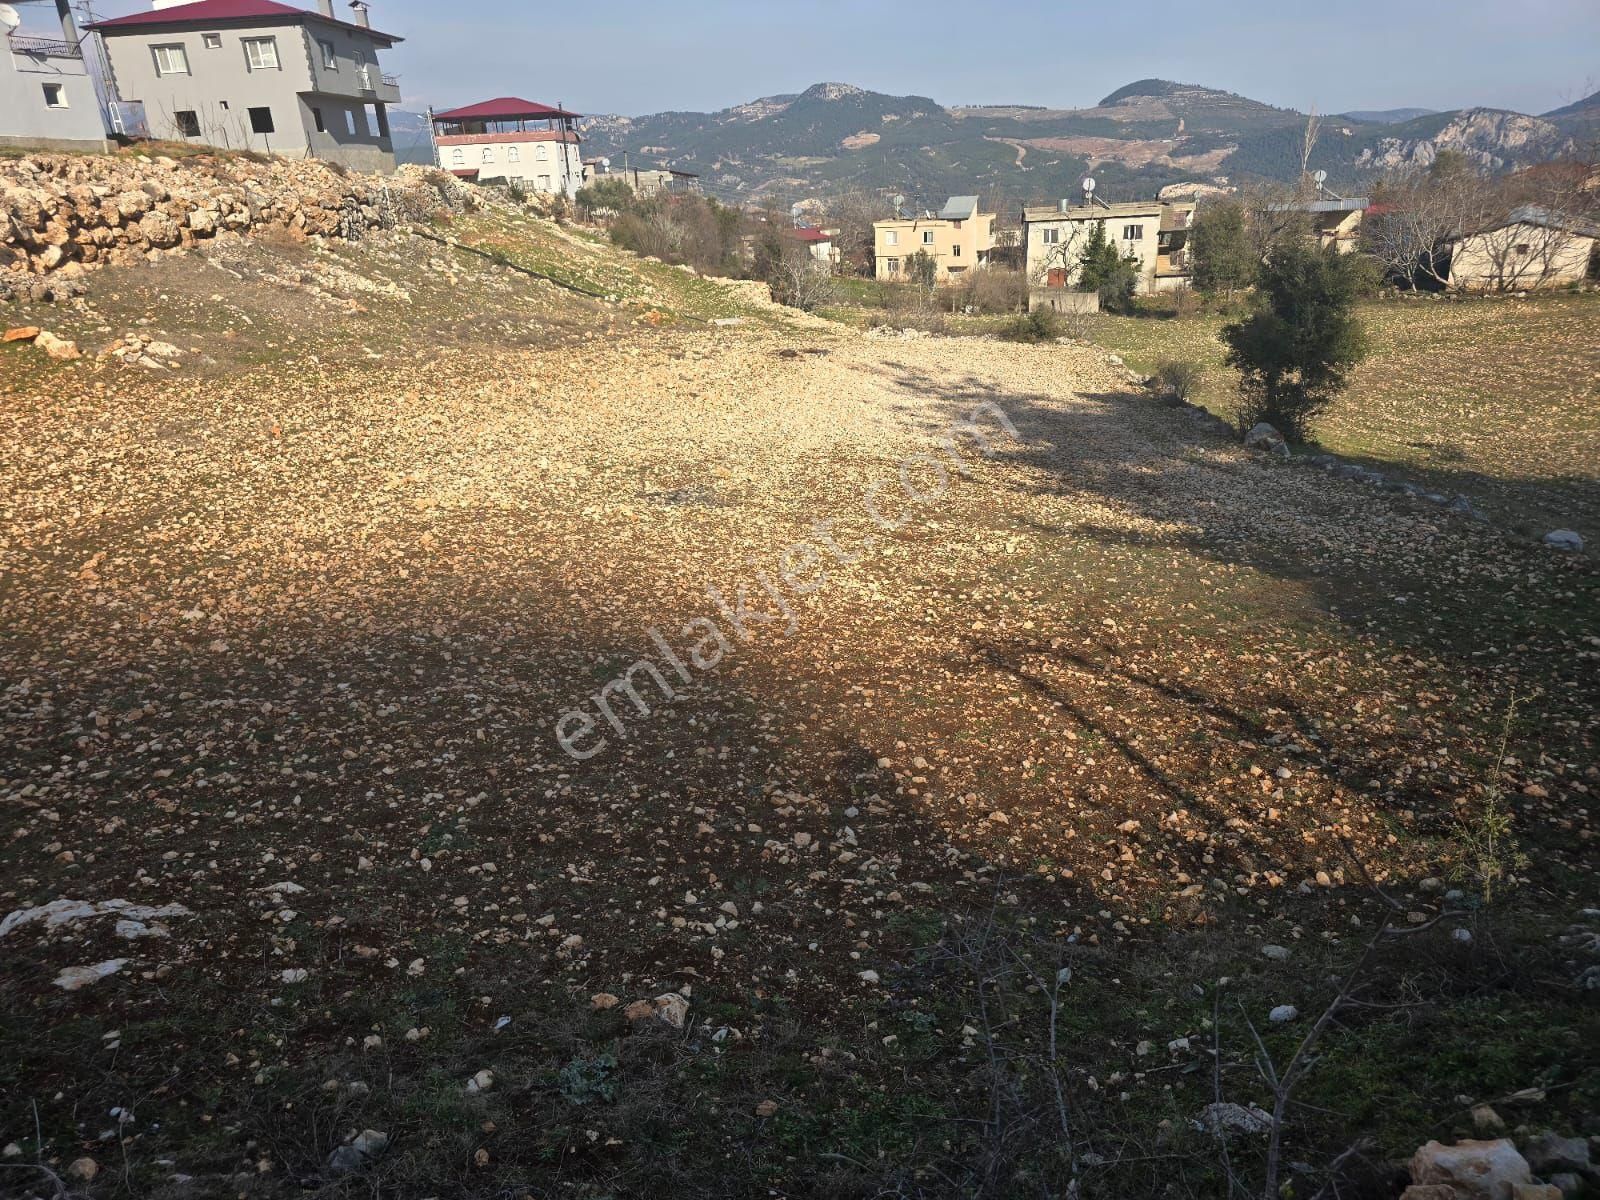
8, 35, 83, 58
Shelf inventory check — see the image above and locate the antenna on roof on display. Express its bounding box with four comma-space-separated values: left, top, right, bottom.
891, 193, 905, 217
1082, 176, 1103, 209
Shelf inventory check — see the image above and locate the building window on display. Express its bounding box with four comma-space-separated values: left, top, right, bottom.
1514, 243, 1531, 255
243, 37, 279, 71
537, 174, 551, 190
41, 83, 67, 108
482, 147, 494, 163
201, 32, 221, 48
344, 109, 357, 136
319, 39, 337, 68
1122, 224, 1144, 240
152, 44, 189, 75
884, 230, 898, 246
451, 148, 464, 165
952, 244, 961, 257
311, 106, 325, 133
248, 106, 274, 134
508, 146, 520, 161
922, 230, 935, 245
174, 109, 200, 137
1041, 227, 1060, 244
536, 144, 548, 161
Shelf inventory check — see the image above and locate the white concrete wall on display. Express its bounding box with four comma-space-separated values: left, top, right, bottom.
1, 39, 108, 150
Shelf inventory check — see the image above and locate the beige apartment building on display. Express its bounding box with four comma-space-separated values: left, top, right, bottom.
1022, 199, 1195, 295
874, 196, 996, 282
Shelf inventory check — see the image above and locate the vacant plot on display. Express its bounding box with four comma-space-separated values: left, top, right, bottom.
1090, 294, 1600, 540
1, 214, 1596, 1199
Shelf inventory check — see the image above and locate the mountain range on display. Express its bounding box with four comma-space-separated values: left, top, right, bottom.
564, 78, 1598, 209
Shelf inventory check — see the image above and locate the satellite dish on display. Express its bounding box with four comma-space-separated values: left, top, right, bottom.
790, 202, 805, 218
1081, 176, 1097, 194
1312, 169, 1328, 185
0, 5, 21, 32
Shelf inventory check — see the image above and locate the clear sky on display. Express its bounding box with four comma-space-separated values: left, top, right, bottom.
85, 0, 1600, 118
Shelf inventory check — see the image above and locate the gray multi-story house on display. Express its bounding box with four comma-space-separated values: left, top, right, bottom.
88, 0, 403, 172
1, 0, 110, 152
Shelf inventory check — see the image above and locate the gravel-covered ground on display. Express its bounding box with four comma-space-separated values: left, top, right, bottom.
1, 213, 1596, 1199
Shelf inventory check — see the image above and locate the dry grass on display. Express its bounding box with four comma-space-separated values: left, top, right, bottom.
1, 213, 1596, 1198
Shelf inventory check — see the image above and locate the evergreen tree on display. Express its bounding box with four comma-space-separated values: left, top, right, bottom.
1221, 240, 1368, 443
1189, 199, 1256, 296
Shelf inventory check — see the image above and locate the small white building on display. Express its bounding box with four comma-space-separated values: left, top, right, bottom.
1447, 205, 1600, 292
1022, 198, 1194, 295
431, 96, 582, 199
1, 0, 109, 152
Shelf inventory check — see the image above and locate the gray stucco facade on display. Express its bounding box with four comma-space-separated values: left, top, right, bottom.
91, 1, 401, 172
1, 19, 110, 151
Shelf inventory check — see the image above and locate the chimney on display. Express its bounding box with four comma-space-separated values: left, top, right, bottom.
55, 0, 81, 44
348, 0, 369, 27
317, 0, 333, 15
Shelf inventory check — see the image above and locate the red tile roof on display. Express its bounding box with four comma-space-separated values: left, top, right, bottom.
87, 0, 401, 43
790, 227, 832, 243
432, 97, 581, 122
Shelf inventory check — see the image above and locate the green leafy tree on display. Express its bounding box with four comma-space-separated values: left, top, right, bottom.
905, 249, 938, 297
574, 177, 636, 218
1189, 199, 1256, 297
1075, 220, 1143, 312
1221, 240, 1368, 443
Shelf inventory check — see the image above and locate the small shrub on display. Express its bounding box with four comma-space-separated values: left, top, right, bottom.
1153, 359, 1204, 404
998, 308, 1065, 343
965, 267, 1028, 314
558, 1051, 619, 1105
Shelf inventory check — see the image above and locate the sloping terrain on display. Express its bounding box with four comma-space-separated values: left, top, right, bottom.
1, 206, 1597, 1198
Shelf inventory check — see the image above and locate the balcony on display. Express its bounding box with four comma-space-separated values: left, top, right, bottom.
8, 35, 82, 58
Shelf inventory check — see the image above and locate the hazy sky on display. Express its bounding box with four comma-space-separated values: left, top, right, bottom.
86, 0, 1599, 118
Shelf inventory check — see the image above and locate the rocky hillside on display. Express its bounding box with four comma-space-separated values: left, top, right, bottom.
0, 151, 476, 302
575, 78, 1583, 207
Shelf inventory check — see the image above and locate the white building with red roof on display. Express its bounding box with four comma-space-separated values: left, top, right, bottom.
87, 0, 403, 171
431, 98, 582, 199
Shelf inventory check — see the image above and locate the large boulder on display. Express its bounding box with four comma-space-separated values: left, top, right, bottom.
1409, 1139, 1534, 1200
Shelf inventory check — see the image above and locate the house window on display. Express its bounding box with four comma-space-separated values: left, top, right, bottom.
884, 230, 898, 246
152, 44, 189, 75
243, 37, 279, 71
344, 109, 357, 136
537, 175, 551, 190
482, 147, 494, 163
952, 244, 961, 257
451, 148, 464, 166
884, 257, 900, 273
41, 83, 67, 108
1514, 243, 1531, 255
201, 32, 221, 48
508, 146, 520, 162
311, 106, 325, 132
174, 109, 200, 137
248, 106, 274, 134
1122, 224, 1144, 240
1041, 227, 1060, 244
922, 230, 935, 244
319, 39, 337, 68
536, 144, 548, 161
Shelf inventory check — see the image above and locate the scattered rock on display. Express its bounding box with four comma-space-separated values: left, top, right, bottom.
624, 992, 689, 1031
1543, 530, 1583, 553
1193, 1102, 1273, 1137
755, 1099, 779, 1118
590, 992, 620, 1010
34, 330, 80, 360
3, 326, 41, 342
65, 1157, 98, 1182
1244, 422, 1289, 458
54, 959, 128, 990
1522, 1132, 1589, 1177
1268, 1005, 1298, 1023
326, 1129, 388, 1176
1261, 943, 1291, 961
465, 1068, 494, 1094
1471, 1105, 1506, 1135
1409, 1138, 1533, 1200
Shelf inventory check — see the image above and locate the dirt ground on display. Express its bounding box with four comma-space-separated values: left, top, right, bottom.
1, 215, 1596, 1199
